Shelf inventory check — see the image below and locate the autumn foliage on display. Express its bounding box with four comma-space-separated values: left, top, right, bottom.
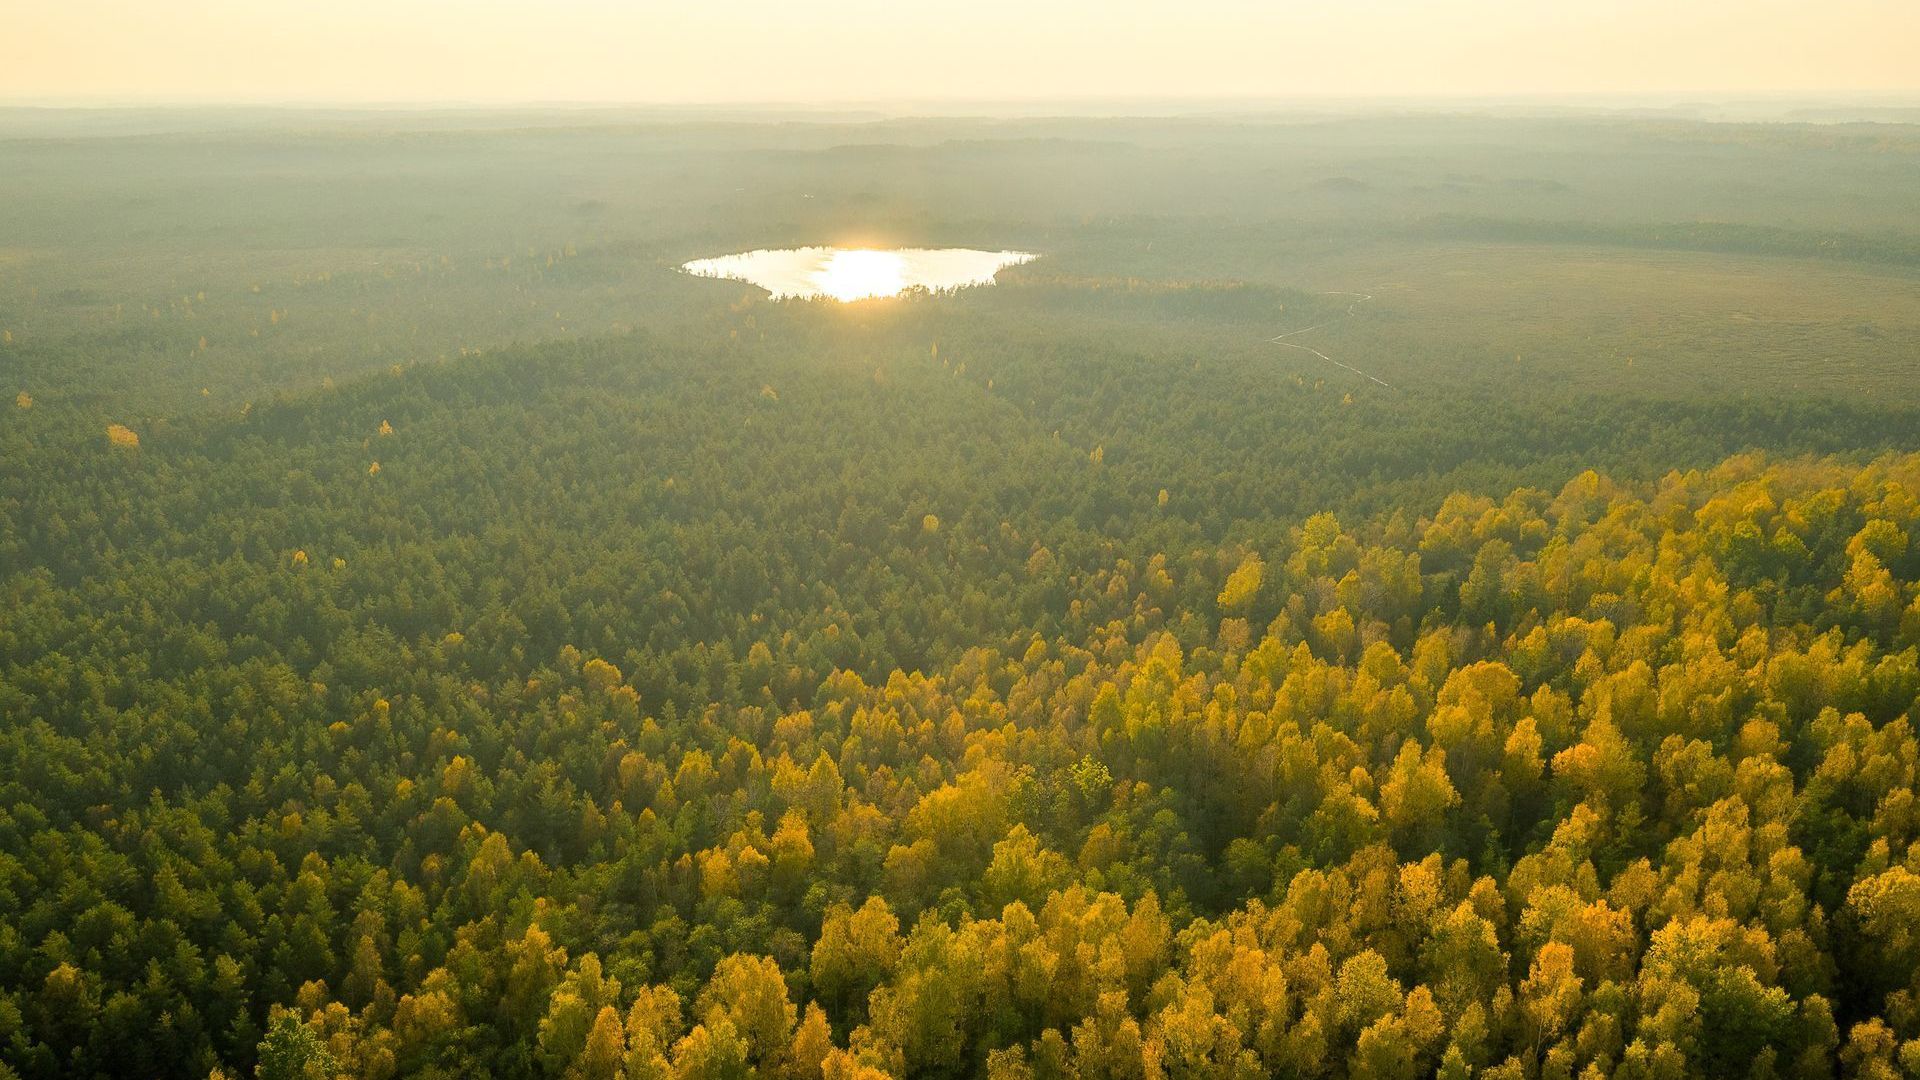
4, 440, 1917, 1078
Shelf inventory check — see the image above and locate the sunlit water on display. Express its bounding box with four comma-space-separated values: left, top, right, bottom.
682, 246, 1038, 301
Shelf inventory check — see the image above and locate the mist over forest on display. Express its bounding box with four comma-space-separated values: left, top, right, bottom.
3, 84, 1920, 1080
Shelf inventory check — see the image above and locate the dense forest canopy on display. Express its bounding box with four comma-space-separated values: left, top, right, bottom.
1, 109, 1918, 1079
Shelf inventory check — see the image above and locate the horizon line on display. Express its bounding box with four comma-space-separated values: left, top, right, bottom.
6, 89, 1920, 113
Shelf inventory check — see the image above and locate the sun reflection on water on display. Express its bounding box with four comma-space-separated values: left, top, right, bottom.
681, 246, 1037, 301
812, 249, 908, 301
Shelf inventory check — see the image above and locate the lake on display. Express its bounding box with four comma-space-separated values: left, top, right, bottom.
682, 246, 1038, 301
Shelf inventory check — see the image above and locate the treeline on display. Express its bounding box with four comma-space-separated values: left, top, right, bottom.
1403, 216, 1920, 270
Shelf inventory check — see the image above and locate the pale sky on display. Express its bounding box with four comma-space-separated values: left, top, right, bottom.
4, 0, 1916, 105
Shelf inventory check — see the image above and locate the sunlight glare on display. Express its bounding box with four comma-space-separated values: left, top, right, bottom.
813, 249, 908, 301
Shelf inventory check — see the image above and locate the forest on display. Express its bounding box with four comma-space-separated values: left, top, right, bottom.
2, 108, 1919, 1079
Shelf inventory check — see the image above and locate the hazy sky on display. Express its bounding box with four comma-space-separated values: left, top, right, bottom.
5, 0, 1917, 105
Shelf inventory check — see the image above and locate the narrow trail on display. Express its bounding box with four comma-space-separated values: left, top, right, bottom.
1267, 291, 1396, 391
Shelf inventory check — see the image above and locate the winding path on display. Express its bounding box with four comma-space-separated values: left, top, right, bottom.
1267, 291, 1395, 391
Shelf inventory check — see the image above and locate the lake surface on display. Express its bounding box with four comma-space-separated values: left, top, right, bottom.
682, 246, 1037, 301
